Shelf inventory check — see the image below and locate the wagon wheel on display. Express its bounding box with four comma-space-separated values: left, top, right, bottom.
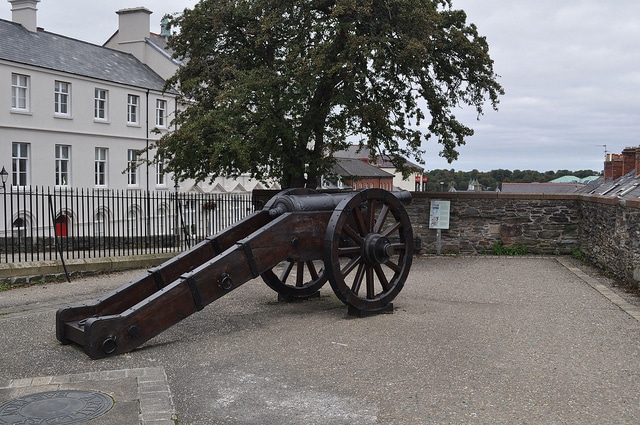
324, 189, 413, 314
261, 260, 327, 301
261, 188, 327, 300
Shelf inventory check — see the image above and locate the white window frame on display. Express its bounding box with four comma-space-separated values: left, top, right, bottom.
11, 73, 30, 111
155, 99, 167, 128
94, 88, 109, 121
95, 147, 108, 187
127, 149, 139, 186
54, 81, 71, 116
55, 145, 71, 187
156, 160, 166, 187
11, 142, 30, 187
127, 94, 140, 125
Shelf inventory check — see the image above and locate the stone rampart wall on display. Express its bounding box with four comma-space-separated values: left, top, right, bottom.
406, 192, 640, 286
578, 196, 640, 285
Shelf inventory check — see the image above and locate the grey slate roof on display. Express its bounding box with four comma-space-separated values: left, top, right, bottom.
575, 171, 640, 199
0, 19, 167, 91
501, 182, 584, 194
334, 144, 423, 170
333, 158, 394, 179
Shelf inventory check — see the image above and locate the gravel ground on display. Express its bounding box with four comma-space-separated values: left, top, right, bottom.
2, 255, 640, 424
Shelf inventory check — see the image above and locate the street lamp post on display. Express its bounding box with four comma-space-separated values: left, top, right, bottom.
1, 166, 8, 263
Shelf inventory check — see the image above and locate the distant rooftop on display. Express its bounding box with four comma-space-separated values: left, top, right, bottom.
334, 144, 423, 171
550, 175, 600, 184
333, 158, 394, 179
575, 171, 640, 199
501, 182, 584, 194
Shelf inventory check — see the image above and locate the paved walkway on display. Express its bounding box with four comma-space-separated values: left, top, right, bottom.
1, 256, 640, 424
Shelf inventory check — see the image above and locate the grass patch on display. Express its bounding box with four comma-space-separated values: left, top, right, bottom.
571, 248, 586, 262
490, 241, 527, 256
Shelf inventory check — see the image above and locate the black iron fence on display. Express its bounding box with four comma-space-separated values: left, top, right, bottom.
0, 186, 256, 264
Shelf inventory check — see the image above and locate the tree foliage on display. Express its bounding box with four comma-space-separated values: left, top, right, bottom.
425, 169, 600, 192
157, 0, 504, 188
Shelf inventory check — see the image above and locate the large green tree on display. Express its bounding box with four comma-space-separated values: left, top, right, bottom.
157, 0, 504, 188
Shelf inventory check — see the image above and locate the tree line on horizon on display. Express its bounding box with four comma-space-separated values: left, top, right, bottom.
422, 169, 601, 192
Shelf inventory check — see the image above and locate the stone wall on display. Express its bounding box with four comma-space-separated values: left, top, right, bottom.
407, 192, 581, 255
405, 192, 640, 286
578, 196, 640, 285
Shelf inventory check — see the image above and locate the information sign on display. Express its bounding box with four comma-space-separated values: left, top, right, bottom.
429, 200, 451, 230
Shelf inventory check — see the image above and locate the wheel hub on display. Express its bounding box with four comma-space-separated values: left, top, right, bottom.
363, 233, 393, 265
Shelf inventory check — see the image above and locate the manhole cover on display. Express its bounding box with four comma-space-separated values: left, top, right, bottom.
0, 390, 113, 424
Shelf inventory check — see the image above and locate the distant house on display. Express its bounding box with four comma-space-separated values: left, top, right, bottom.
321, 158, 394, 191
333, 144, 424, 191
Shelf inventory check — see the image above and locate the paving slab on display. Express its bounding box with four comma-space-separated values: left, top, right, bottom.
1, 256, 639, 424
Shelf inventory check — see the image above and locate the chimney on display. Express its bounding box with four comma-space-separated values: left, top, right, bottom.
9, 0, 40, 32
604, 156, 612, 180
622, 147, 636, 176
611, 154, 624, 180
116, 7, 152, 62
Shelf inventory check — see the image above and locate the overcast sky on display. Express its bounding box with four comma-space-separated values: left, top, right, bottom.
3, 0, 638, 173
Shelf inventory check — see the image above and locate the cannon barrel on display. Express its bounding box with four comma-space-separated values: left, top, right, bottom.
267, 190, 412, 217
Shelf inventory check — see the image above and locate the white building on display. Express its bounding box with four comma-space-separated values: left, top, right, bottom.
0, 0, 177, 193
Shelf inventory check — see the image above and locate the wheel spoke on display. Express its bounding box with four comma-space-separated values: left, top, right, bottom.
296, 262, 305, 287
381, 220, 401, 238
337, 245, 360, 255
368, 199, 376, 233
340, 254, 362, 277
366, 266, 375, 298
343, 223, 364, 244
373, 204, 390, 233
374, 263, 391, 291
352, 204, 367, 235
305, 261, 319, 280
351, 262, 366, 294
384, 259, 401, 273
280, 261, 294, 282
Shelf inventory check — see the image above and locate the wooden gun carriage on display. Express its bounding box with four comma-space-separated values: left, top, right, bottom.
56, 188, 414, 359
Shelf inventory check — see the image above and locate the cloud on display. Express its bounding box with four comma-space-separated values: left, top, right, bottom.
4, 0, 637, 172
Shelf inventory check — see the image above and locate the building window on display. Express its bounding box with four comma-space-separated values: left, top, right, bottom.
127, 149, 139, 186
156, 159, 166, 186
94, 211, 106, 236
95, 148, 108, 187
12, 215, 30, 238
55, 145, 71, 187
11, 73, 29, 111
94, 89, 108, 121
127, 94, 139, 124
155, 99, 167, 127
11, 142, 30, 187
54, 81, 71, 116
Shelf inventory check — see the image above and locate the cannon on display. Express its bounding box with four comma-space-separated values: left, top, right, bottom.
56, 188, 414, 359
